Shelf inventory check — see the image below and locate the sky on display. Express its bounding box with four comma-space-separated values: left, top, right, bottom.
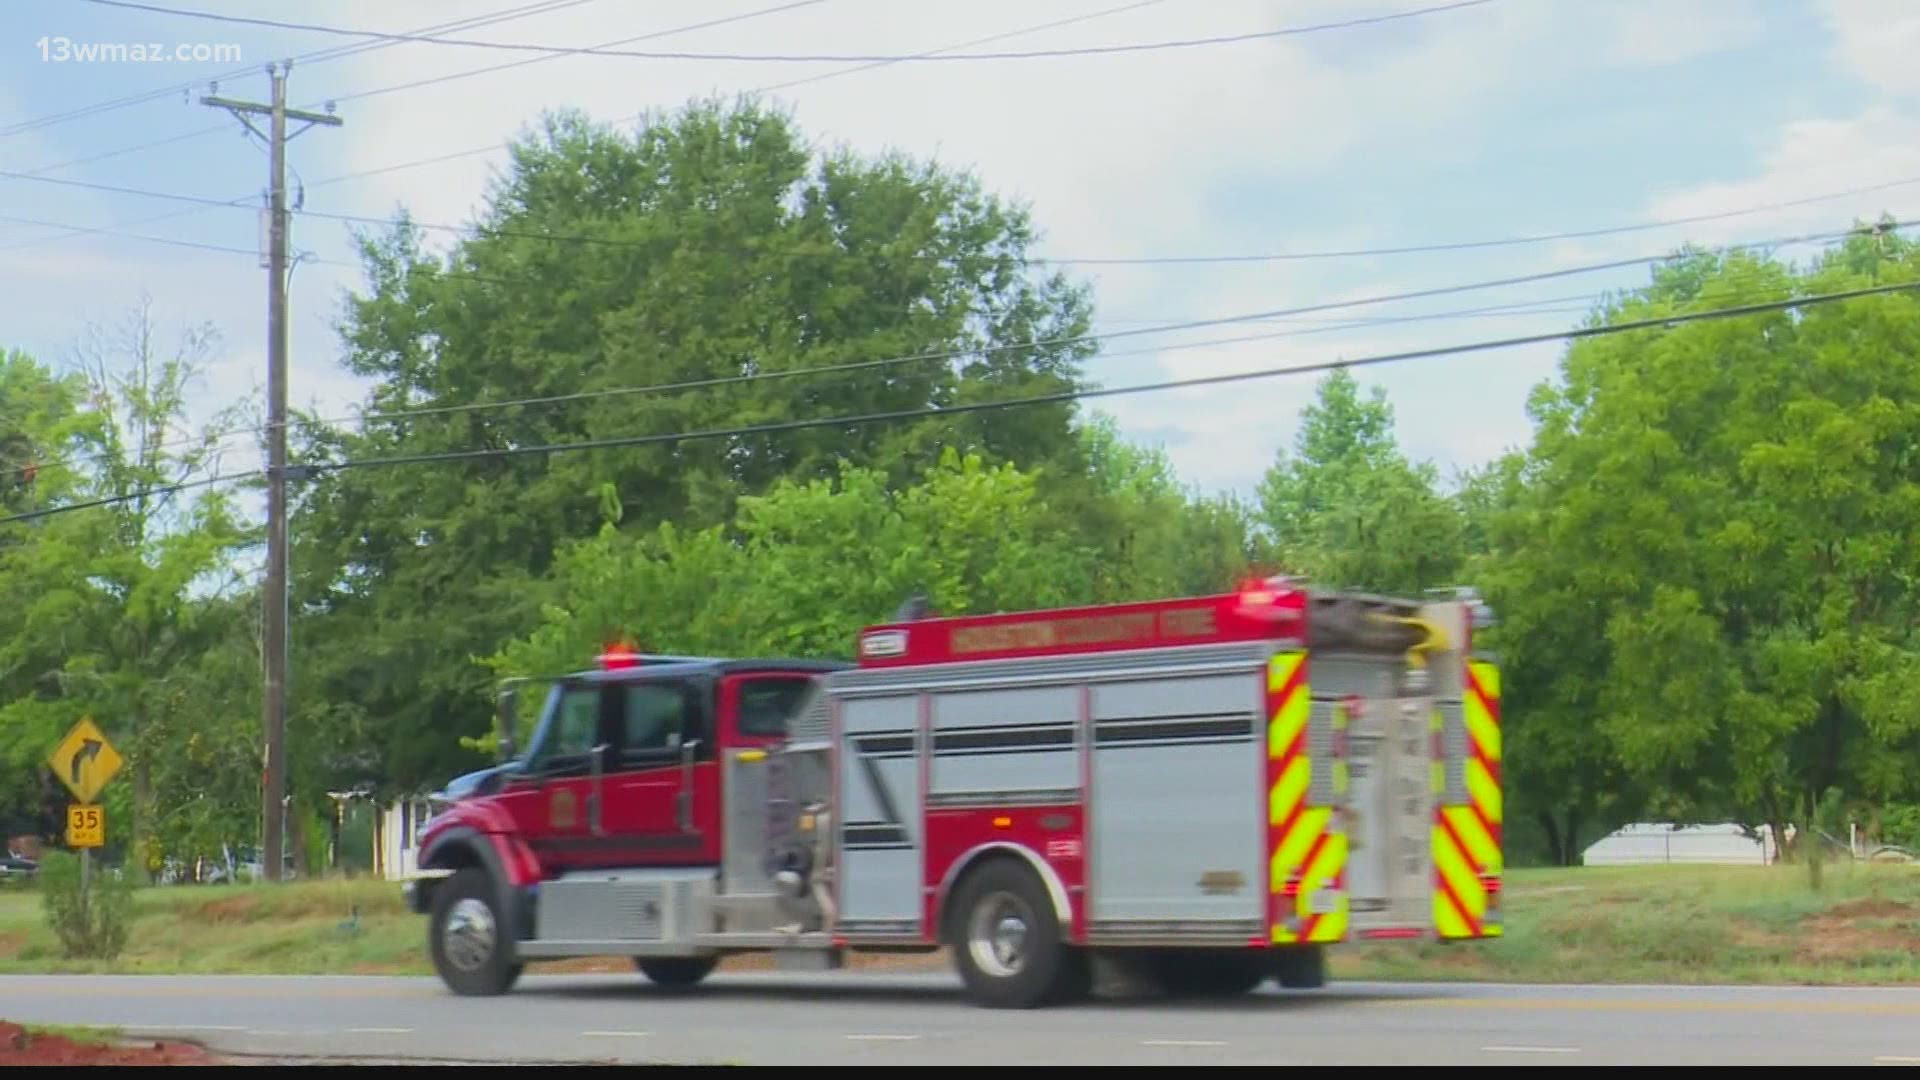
3, 0, 1918, 512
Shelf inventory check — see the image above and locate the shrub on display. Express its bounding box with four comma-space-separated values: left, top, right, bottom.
38, 851, 133, 959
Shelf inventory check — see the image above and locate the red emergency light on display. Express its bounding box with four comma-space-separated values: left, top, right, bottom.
1233, 576, 1306, 623
597, 642, 642, 670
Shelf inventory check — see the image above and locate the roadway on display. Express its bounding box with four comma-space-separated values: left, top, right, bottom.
1, 970, 1917, 1066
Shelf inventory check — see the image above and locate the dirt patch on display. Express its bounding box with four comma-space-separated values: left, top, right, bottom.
0, 933, 25, 961
0, 1023, 216, 1066
1797, 917, 1920, 964
1826, 898, 1914, 920
191, 895, 260, 923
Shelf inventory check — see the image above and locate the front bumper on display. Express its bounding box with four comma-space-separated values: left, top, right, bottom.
400, 870, 453, 915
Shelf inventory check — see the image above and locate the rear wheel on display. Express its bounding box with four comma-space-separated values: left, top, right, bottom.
948, 859, 1084, 1009
429, 867, 522, 997
635, 956, 719, 989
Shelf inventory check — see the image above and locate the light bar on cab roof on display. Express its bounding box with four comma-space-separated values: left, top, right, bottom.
597, 643, 641, 670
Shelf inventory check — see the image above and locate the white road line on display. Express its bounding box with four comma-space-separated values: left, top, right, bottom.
1142, 1039, 1227, 1048
1874, 1056, 1920, 1064
1484, 1045, 1580, 1054
346, 1027, 414, 1034
846, 1034, 921, 1041
581, 1031, 650, 1038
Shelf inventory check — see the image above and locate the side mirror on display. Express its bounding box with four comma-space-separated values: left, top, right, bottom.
494, 685, 519, 763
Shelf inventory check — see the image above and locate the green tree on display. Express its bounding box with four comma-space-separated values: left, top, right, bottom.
1464, 449, 1642, 865
291, 97, 1102, 794
0, 300, 252, 868
485, 450, 1097, 742
0, 347, 94, 842
1256, 369, 1466, 594
1055, 413, 1264, 602
1483, 223, 1920, 856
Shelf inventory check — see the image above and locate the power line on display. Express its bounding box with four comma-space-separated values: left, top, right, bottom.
9, 277, 1911, 527
0, 268, 1822, 481
752, 0, 1171, 94
0, 472, 250, 526
0, 209, 1891, 461
0, 0, 1091, 254
0, 286, 1655, 479
287, 220, 1902, 433
0, 0, 605, 140
1040, 176, 1920, 265
10, 154, 1916, 274
0, 0, 806, 190
318, 282, 1920, 464
330, 0, 829, 106
76, 0, 1496, 63
0, 210, 266, 258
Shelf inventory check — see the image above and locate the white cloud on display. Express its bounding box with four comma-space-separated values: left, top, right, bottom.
1642, 108, 1920, 249
1601, 0, 1768, 66
1820, 0, 1920, 98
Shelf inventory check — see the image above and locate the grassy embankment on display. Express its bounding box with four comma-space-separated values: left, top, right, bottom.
2, 862, 1919, 984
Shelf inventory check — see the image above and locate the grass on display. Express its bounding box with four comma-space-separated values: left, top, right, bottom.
3, 862, 1920, 985
1332, 861, 1920, 985
0, 877, 424, 976
20, 1023, 125, 1045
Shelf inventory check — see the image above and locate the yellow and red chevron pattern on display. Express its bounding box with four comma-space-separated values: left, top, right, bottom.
1267, 650, 1348, 945
1433, 658, 1503, 938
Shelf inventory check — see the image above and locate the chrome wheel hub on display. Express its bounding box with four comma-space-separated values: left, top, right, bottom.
967, 892, 1032, 978
443, 897, 496, 972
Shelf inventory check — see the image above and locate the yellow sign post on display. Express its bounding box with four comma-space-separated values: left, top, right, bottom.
66, 805, 104, 849
46, 717, 122, 893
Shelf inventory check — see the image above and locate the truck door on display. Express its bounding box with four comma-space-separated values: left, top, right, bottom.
493, 681, 606, 872
596, 676, 722, 866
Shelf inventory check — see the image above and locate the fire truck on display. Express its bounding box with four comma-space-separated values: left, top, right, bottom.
403, 579, 1504, 1009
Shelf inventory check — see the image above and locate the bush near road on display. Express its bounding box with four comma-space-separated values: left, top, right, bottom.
1, 864, 1918, 985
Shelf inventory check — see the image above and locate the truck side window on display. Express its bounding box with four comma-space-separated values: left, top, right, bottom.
737, 678, 812, 738
621, 682, 688, 759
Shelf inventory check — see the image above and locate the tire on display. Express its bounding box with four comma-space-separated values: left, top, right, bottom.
1272, 944, 1327, 990
1146, 950, 1270, 998
635, 956, 719, 989
948, 859, 1082, 1009
428, 867, 523, 997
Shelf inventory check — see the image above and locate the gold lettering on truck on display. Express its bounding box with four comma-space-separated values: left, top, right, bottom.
949, 605, 1222, 654
1160, 607, 1217, 637
951, 622, 1057, 653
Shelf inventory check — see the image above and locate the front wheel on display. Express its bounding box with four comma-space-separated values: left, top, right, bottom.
948, 859, 1085, 1009
428, 867, 523, 996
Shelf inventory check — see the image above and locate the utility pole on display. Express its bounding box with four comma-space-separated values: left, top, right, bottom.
203, 62, 341, 882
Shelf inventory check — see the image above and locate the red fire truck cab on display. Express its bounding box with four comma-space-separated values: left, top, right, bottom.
405, 579, 1504, 1009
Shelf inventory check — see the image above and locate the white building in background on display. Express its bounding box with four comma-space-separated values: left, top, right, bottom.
1582, 822, 1779, 866
372, 796, 433, 880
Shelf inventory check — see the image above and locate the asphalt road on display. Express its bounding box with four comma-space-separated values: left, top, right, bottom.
2, 970, 1918, 1066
